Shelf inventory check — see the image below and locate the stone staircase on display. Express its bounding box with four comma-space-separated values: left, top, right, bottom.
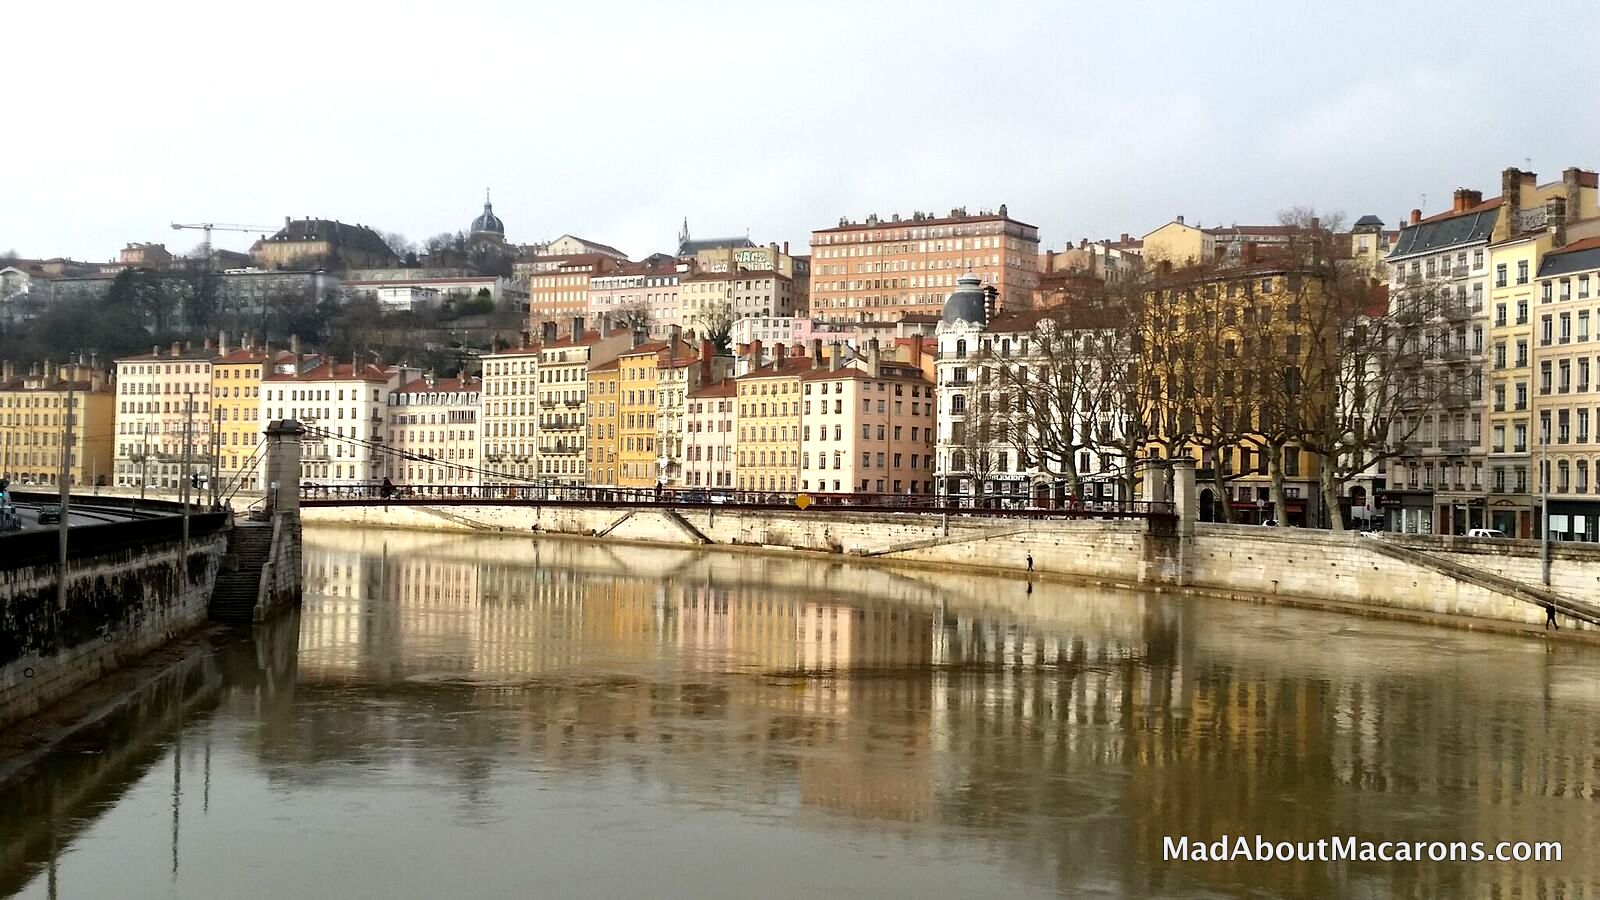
1365, 536, 1600, 628
210, 522, 272, 623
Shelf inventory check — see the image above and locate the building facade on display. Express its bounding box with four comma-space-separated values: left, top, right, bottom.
537, 321, 630, 483
479, 343, 543, 484
0, 358, 116, 487
261, 361, 408, 486
211, 336, 297, 493
113, 342, 216, 490
388, 374, 482, 487
799, 352, 935, 496
809, 207, 1039, 322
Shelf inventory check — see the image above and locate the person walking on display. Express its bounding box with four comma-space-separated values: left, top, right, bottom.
1026, 553, 1034, 573
1546, 602, 1560, 631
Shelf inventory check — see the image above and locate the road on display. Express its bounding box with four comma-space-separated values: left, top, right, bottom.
3, 501, 145, 532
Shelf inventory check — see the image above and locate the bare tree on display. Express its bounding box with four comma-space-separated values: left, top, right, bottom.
615, 299, 652, 334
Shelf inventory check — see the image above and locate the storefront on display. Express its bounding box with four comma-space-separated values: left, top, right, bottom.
1434, 495, 1489, 535
1377, 489, 1434, 534
1547, 500, 1600, 542
1487, 496, 1534, 538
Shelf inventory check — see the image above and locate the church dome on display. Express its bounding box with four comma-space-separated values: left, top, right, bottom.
471, 192, 504, 236
941, 273, 989, 325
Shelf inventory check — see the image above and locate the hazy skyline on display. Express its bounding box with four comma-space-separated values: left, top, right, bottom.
9, 0, 1600, 263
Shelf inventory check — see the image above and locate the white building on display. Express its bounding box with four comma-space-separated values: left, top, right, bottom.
479, 342, 543, 484
933, 275, 1126, 504
261, 360, 415, 486
388, 374, 481, 487
113, 341, 217, 490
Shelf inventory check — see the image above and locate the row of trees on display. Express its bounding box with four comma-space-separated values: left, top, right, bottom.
953, 214, 1465, 529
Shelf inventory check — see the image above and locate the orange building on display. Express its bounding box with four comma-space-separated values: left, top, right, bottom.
615, 341, 670, 488
585, 359, 621, 486
809, 206, 1039, 323
526, 254, 619, 324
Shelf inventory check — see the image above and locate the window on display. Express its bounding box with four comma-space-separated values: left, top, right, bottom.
1517, 300, 1529, 325
1495, 263, 1508, 287
1517, 260, 1529, 284
1542, 314, 1555, 346
1494, 343, 1507, 369
1540, 361, 1552, 394
1495, 303, 1508, 327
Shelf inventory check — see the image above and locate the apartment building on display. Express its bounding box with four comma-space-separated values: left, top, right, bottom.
586, 259, 688, 339
799, 348, 935, 496
585, 358, 621, 486
657, 337, 729, 488
1386, 190, 1498, 534
1533, 233, 1600, 541
480, 341, 543, 484
809, 207, 1039, 323
526, 254, 619, 324
388, 373, 481, 487
683, 379, 737, 490
537, 318, 630, 483
113, 341, 217, 490
1484, 167, 1600, 537
679, 269, 798, 335
0, 357, 115, 487
261, 361, 410, 486
734, 348, 811, 493
211, 334, 298, 493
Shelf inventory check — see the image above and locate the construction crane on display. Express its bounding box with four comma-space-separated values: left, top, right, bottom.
169, 222, 279, 269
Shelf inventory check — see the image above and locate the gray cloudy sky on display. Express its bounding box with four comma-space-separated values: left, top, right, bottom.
9, 0, 1600, 262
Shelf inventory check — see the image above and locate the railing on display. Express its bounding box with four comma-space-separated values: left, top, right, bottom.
299, 483, 1176, 519
1439, 439, 1473, 454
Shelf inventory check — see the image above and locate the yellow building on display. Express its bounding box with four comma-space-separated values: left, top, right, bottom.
735, 352, 812, 493
1141, 262, 1330, 525
1139, 216, 1215, 267
0, 357, 117, 487
211, 338, 295, 492
616, 341, 669, 488
1485, 166, 1600, 536
1533, 235, 1600, 541
250, 217, 396, 270
585, 359, 620, 486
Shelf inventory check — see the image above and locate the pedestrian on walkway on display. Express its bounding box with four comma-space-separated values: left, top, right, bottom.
1026, 553, 1034, 572
1546, 602, 1560, 630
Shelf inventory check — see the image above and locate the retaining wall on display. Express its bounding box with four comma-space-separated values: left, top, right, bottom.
0, 529, 228, 729
302, 502, 1599, 636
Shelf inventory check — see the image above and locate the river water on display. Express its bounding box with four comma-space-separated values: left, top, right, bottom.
3, 526, 1599, 899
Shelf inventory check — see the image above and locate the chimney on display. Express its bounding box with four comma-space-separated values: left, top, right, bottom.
1546, 196, 1569, 248
1409, 208, 1422, 226
218, 331, 229, 357
571, 316, 585, 341
284, 215, 291, 228
2, 360, 12, 380
774, 342, 785, 363
90, 368, 104, 392
44, 359, 56, 382
782, 241, 789, 255
699, 338, 712, 383
1452, 188, 1483, 212
867, 339, 881, 377
1044, 250, 1056, 274
171, 341, 182, 357
542, 321, 558, 345
811, 338, 823, 368
203, 337, 213, 351
668, 324, 681, 354
1563, 168, 1596, 224
1242, 242, 1258, 265
829, 342, 843, 371
1176, 215, 1185, 226
152, 344, 160, 357
425, 369, 436, 390
1495, 167, 1532, 241
519, 329, 531, 347
749, 339, 763, 366
89, 352, 99, 370
631, 326, 646, 348
1309, 216, 1320, 233
1120, 233, 1130, 243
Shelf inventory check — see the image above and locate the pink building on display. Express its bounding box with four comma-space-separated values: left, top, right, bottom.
683, 378, 737, 489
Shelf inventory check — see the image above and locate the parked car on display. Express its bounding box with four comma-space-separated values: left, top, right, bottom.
1465, 527, 1508, 539
37, 503, 63, 525
1260, 518, 1280, 527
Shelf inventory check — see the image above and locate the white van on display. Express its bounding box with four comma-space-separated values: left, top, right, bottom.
1465, 528, 1507, 539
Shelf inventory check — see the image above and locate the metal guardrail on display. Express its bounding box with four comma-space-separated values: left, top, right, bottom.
299, 483, 1176, 520
0, 506, 228, 568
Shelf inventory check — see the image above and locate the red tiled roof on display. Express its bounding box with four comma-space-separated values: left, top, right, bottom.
814, 211, 1037, 234
688, 379, 737, 399
1548, 236, 1600, 256
737, 356, 816, 379
212, 348, 296, 365
1416, 198, 1503, 225
589, 358, 621, 372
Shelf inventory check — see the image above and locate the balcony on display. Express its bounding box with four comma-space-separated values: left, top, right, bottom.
1441, 389, 1474, 408
540, 400, 556, 409
1441, 301, 1473, 321
563, 399, 582, 408
1439, 346, 1471, 362
1439, 439, 1473, 454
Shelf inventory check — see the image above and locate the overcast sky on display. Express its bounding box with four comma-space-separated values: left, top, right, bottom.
8, 0, 1600, 263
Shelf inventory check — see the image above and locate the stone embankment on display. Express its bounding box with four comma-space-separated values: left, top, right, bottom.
303, 502, 1600, 637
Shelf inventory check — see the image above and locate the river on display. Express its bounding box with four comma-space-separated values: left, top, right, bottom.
2, 526, 1598, 898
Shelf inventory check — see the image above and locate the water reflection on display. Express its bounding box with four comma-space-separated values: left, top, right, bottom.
3, 527, 1599, 898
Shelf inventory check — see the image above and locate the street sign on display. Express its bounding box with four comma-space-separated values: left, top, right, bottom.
794, 493, 812, 510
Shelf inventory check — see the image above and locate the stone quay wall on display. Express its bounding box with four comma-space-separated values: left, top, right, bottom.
302, 502, 1600, 636
0, 523, 228, 730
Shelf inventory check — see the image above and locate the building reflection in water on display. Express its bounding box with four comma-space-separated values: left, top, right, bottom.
3, 527, 1598, 899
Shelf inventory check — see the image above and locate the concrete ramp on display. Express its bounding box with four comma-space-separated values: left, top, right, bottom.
418, 506, 497, 532
866, 524, 1032, 557
660, 509, 710, 544
1365, 537, 1600, 627
595, 510, 636, 537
